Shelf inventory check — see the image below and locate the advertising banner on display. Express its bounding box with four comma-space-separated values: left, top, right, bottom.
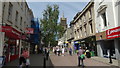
26, 28, 34, 34
106, 26, 120, 39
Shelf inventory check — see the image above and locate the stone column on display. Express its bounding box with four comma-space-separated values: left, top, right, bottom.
0, 33, 4, 56
114, 39, 120, 67
97, 41, 103, 57
114, 39, 120, 60
19, 40, 22, 57
0, 1, 3, 56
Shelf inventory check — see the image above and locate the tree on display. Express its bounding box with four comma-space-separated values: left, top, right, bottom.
40, 4, 64, 47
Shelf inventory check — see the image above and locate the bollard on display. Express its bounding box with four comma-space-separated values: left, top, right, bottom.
43, 57, 46, 68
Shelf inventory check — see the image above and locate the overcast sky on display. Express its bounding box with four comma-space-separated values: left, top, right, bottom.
27, 2, 88, 27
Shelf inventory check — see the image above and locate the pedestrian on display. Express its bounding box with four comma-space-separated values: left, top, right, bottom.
19, 48, 28, 68
54, 47, 57, 55
44, 48, 47, 55
56, 47, 59, 56
53, 47, 55, 53
21, 48, 30, 68
69, 47, 72, 56
46, 48, 49, 60
62, 46, 65, 56
59, 46, 62, 56
19, 54, 26, 68
77, 47, 85, 67
85, 49, 91, 58
58, 47, 61, 56
35, 45, 38, 54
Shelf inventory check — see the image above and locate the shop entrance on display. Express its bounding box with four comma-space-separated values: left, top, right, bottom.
102, 40, 116, 59
3, 37, 20, 63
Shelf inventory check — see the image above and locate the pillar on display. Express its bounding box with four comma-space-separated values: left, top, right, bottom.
19, 40, 22, 57
114, 39, 120, 67
114, 39, 120, 60
0, 1, 3, 56
0, 33, 4, 56
97, 41, 103, 57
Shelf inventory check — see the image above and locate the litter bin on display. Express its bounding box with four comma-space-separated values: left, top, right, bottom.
90, 51, 95, 57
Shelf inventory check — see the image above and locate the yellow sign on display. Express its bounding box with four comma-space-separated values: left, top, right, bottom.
65, 41, 69, 43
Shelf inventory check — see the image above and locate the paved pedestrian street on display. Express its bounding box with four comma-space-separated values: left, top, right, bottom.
3, 54, 53, 68
2, 53, 119, 68
49, 53, 119, 68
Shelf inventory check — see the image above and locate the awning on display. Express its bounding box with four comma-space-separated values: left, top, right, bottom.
1, 26, 21, 39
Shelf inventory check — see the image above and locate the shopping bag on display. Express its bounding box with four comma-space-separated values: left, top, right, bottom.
26, 59, 30, 65
80, 54, 85, 60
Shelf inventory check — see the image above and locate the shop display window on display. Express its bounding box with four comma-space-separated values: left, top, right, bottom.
3, 43, 9, 56
4, 36, 19, 56
3, 37, 9, 56
10, 45, 15, 55
16, 46, 19, 55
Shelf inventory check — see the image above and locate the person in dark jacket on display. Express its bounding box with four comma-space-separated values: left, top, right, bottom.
19, 55, 26, 67
69, 48, 72, 56
85, 50, 91, 58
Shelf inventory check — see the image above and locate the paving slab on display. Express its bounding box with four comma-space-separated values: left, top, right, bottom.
49, 53, 119, 68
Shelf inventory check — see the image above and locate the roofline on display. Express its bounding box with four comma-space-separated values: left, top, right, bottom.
73, 0, 94, 23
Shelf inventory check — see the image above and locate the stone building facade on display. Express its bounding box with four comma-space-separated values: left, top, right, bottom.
0, 1, 34, 63
73, 1, 97, 54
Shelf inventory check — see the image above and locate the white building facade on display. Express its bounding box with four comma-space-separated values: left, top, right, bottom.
95, 0, 120, 62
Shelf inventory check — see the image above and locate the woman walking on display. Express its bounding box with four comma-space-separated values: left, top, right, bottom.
19, 48, 30, 68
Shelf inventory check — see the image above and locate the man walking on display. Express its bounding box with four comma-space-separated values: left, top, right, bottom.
77, 47, 85, 67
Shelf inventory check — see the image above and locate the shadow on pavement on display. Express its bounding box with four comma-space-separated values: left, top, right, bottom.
2, 54, 54, 68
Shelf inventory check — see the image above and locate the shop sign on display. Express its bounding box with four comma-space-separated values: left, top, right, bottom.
1, 26, 21, 39
106, 26, 120, 39
26, 28, 34, 34
0, 26, 12, 32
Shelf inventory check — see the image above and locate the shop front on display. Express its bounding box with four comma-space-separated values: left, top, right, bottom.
96, 31, 116, 59
2, 26, 21, 62
74, 41, 80, 50
77, 36, 97, 56
96, 26, 120, 60
106, 26, 120, 60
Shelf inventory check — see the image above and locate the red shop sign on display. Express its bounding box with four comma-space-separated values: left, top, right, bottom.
106, 26, 120, 39
1, 26, 21, 39
26, 28, 34, 34
1, 26, 12, 32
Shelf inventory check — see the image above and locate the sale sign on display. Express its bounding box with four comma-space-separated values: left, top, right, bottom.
106, 26, 120, 39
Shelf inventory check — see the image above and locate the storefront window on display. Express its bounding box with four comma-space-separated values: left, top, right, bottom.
10, 45, 15, 55
3, 37, 9, 56
3, 43, 9, 56
16, 46, 19, 55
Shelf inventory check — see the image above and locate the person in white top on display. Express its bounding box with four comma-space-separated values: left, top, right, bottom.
56, 47, 59, 56
52, 47, 55, 53
62, 46, 65, 56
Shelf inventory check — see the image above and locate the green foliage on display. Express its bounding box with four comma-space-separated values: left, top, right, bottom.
40, 4, 64, 47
